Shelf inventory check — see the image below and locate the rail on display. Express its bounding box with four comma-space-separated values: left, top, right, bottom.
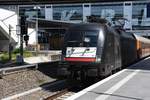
45, 88, 69, 100
0, 64, 38, 78
45, 88, 75, 100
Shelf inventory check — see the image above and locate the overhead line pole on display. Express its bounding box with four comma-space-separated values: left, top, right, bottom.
20, 29, 23, 57
8, 25, 12, 61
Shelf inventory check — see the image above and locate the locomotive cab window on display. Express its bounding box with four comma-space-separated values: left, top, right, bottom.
66, 30, 99, 47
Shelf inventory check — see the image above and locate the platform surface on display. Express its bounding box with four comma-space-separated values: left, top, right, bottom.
24, 50, 61, 64
67, 57, 150, 100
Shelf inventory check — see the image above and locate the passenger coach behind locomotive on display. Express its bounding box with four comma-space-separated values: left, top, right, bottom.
59, 19, 150, 80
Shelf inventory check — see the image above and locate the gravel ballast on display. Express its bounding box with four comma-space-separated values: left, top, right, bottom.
0, 70, 56, 99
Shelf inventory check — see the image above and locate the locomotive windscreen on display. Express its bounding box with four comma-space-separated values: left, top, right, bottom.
66, 30, 99, 47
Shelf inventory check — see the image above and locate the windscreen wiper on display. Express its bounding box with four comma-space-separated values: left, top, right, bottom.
82, 48, 90, 56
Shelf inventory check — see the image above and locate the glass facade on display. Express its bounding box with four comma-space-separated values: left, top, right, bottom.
18, 1, 150, 50
53, 5, 83, 21
91, 3, 123, 19
19, 6, 45, 18
19, 2, 150, 31
132, 2, 150, 30
38, 29, 65, 50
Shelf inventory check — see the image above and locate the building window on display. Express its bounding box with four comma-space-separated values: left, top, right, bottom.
91, 3, 123, 19
19, 6, 45, 19
132, 2, 150, 30
132, 3, 146, 19
53, 5, 83, 21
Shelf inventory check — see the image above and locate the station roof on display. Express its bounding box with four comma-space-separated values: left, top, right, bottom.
27, 18, 76, 30
0, 31, 8, 40
0, 0, 146, 5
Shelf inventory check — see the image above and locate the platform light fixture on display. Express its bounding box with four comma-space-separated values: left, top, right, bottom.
33, 5, 41, 56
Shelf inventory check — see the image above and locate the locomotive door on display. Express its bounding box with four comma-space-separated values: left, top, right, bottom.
114, 37, 122, 69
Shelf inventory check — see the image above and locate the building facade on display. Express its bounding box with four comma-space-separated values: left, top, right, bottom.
0, 1, 150, 51
17, 1, 150, 50
19, 1, 150, 34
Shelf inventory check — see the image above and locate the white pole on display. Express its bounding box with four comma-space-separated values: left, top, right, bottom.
35, 5, 39, 56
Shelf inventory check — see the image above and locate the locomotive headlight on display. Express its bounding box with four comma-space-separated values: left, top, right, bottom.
96, 57, 101, 62
67, 50, 71, 55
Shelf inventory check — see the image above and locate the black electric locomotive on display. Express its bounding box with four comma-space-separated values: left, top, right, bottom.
58, 20, 150, 80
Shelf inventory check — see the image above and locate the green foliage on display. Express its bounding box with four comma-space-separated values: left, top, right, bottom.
0, 49, 33, 63
23, 51, 33, 57
0, 53, 9, 63
12, 48, 20, 54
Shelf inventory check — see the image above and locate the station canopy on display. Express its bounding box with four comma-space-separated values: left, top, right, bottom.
27, 18, 77, 30
0, 0, 145, 5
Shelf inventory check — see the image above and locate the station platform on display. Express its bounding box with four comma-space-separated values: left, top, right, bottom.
24, 51, 61, 64
67, 56, 150, 100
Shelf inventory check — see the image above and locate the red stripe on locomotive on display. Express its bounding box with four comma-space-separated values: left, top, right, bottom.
64, 57, 96, 62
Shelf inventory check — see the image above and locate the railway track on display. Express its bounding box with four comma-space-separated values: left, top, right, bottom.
45, 88, 75, 100
0, 62, 60, 99
2, 80, 68, 100
44, 81, 88, 100
2, 79, 82, 100
0, 63, 84, 100
0, 64, 37, 78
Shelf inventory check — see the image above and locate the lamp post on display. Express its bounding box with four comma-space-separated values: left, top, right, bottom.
34, 6, 40, 56
8, 24, 12, 61
35, 10, 38, 56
